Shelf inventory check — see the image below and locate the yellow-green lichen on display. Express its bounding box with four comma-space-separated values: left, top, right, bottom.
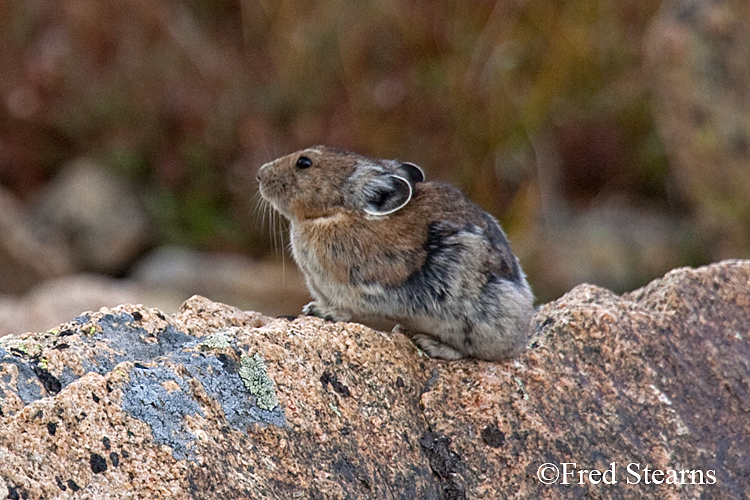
39, 357, 49, 370
3, 340, 32, 357
200, 331, 232, 350
328, 402, 342, 417
513, 376, 529, 400
239, 353, 279, 411
0, 339, 46, 359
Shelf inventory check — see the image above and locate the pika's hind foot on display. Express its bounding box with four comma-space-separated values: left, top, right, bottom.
409, 332, 465, 360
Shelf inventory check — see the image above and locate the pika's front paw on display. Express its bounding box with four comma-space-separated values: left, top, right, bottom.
302, 301, 345, 322
411, 333, 466, 360
302, 301, 331, 319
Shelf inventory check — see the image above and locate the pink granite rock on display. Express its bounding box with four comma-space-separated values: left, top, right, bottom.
0, 261, 748, 499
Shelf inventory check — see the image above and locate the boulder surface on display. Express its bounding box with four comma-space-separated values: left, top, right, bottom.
0, 260, 748, 499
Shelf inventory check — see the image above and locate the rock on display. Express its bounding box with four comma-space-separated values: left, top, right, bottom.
645, 0, 750, 259
0, 274, 183, 338
1, 261, 749, 499
0, 186, 72, 294
32, 158, 153, 274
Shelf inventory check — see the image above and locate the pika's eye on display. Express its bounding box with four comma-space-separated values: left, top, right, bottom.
296, 156, 312, 169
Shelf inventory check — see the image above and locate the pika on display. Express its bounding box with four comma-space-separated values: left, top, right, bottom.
257, 146, 534, 361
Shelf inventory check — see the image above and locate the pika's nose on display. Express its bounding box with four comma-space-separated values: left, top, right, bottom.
256, 164, 266, 183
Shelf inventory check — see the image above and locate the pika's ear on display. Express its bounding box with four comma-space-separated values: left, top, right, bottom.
396, 162, 425, 185
362, 174, 413, 216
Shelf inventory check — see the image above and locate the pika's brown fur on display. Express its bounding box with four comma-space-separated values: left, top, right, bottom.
257, 146, 534, 361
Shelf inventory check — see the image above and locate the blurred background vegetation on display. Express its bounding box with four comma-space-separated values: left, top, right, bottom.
0, 0, 747, 321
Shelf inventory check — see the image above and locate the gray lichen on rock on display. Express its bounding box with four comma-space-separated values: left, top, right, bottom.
239, 353, 279, 411
120, 364, 203, 461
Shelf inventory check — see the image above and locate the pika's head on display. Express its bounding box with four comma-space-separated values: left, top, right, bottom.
257, 146, 424, 222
